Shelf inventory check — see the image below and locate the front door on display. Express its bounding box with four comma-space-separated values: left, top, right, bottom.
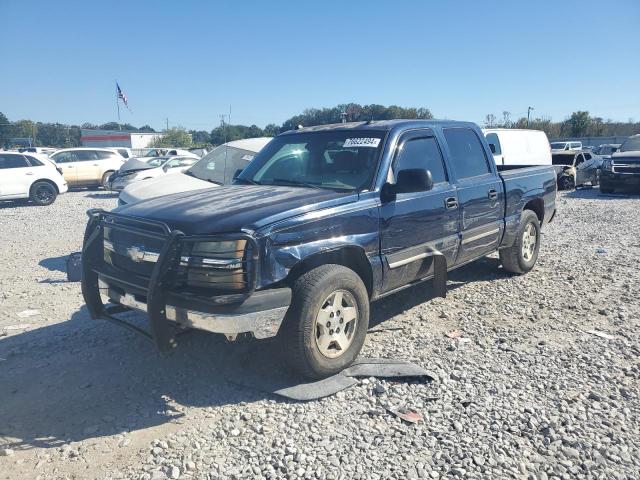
52, 151, 79, 185
379, 130, 460, 292
442, 127, 504, 265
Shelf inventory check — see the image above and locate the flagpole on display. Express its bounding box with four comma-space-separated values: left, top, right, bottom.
115, 81, 121, 130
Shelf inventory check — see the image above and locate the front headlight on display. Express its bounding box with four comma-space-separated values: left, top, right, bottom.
602, 159, 612, 171
183, 240, 248, 291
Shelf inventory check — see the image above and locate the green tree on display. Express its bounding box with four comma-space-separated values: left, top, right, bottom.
566, 111, 591, 137
152, 127, 193, 148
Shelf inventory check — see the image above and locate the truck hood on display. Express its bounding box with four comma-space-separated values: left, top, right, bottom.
119, 172, 212, 204
114, 185, 357, 235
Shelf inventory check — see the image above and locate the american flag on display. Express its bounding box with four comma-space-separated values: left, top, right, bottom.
116, 82, 129, 108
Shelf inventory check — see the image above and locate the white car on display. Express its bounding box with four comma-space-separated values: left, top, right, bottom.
483, 129, 552, 167
118, 137, 271, 205
0, 152, 68, 205
550, 141, 582, 152
108, 156, 198, 191
133, 148, 199, 162
50, 148, 126, 189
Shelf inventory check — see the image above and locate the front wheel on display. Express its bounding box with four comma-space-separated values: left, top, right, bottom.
101, 171, 114, 190
282, 264, 369, 379
559, 175, 575, 190
30, 181, 57, 206
499, 210, 540, 274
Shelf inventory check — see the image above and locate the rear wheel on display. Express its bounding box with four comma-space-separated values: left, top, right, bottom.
30, 181, 57, 206
499, 210, 540, 274
282, 264, 369, 379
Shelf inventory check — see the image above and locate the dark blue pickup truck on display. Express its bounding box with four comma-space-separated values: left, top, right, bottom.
81, 120, 557, 378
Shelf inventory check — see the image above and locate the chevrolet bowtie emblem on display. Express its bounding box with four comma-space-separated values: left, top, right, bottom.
126, 245, 146, 263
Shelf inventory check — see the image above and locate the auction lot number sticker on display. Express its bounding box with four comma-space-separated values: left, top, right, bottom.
343, 138, 381, 148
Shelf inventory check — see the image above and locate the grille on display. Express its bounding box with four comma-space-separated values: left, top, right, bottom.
613, 164, 640, 174
98, 215, 253, 295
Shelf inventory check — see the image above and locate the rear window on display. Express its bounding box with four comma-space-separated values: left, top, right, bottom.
620, 136, 640, 152
485, 133, 502, 155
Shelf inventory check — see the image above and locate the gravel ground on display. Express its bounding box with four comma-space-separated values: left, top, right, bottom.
0, 188, 639, 480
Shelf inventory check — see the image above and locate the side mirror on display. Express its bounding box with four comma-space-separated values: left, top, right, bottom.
489, 143, 496, 154
232, 169, 243, 180
383, 169, 433, 200
162, 164, 170, 172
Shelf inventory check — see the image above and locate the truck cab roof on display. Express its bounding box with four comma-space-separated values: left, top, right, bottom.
281, 119, 478, 135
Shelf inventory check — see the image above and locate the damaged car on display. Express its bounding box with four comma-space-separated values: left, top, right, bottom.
552, 151, 602, 190
81, 120, 557, 379
108, 156, 197, 192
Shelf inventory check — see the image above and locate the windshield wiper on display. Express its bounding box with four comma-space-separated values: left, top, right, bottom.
205, 179, 223, 185
235, 177, 261, 185
271, 178, 322, 189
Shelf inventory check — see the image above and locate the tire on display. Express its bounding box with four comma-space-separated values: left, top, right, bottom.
592, 170, 600, 187
499, 210, 540, 275
101, 171, 114, 190
282, 264, 370, 379
29, 181, 57, 206
558, 175, 575, 190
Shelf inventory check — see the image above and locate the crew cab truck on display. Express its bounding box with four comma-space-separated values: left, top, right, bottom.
81, 120, 557, 379
600, 135, 640, 193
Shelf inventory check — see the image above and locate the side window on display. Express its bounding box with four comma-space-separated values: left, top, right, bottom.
393, 136, 448, 184
575, 154, 584, 166
485, 133, 502, 155
78, 151, 99, 161
0, 154, 29, 169
95, 151, 115, 160
443, 128, 491, 179
583, 153, 592, 161
25, 155, 44, 166
117, 149, 129, 158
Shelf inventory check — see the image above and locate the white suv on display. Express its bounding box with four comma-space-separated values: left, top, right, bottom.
50, 148, 125, 189
0, 152, 68, 205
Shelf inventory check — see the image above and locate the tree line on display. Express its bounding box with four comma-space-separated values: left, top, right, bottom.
2, 104, 638, 149
483, 111, 640, 139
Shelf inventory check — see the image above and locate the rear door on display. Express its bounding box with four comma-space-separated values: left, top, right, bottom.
442, 127, 504, 265
0, 154, 32, 197
76, 150, 101, 184
379, 129, 460, 292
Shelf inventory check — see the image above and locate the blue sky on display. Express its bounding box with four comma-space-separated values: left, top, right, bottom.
1, 0, 638, 130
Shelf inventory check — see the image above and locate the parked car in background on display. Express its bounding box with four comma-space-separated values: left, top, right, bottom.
550, 141, 582, 152
49, 148, 126, 189
108, 156, 198, 191
134, 148, 199, 162
18, 147, 57, 156
0, 152, 68, 205
552, 151, 602, 189
82, 120, 557, 378
118, 137, 271, 205
483, 129, 551, 167
593, 143, 621, 158
600, 135, 640, 193
109, 147, 134, 159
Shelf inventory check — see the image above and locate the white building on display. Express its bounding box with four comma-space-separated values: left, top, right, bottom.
80, 129, 162, 148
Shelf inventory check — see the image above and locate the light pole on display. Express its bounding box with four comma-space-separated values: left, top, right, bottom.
527, 106, 534, 127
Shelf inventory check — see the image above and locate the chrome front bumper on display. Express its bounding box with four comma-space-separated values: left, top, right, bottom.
99, 279, 291, 341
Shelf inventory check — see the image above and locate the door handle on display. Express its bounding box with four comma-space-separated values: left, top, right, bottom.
92, 164, 99, 166
26, 172, 34, 175
488, 189, 498, 200
67, 165, 74, 168
445, 197, 458, 210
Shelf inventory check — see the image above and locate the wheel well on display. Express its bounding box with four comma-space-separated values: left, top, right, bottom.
30, 179, 59, 194
524, 198, 544, 223
287, 247, 373, 297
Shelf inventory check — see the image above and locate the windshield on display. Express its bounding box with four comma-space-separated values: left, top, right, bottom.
620, 136, 640, 152
550, 142, 566, 149
185, 144, 258, 184
146, 157, 169, 167
552, 154, 574, 166
237, 131, 385, 191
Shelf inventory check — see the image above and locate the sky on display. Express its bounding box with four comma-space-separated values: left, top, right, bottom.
1, 0, 639, 131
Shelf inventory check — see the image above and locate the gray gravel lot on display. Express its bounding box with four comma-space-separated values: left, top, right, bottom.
0, 188, 639, 480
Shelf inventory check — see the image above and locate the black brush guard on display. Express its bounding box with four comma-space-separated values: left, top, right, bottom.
80, 209, 259, 352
